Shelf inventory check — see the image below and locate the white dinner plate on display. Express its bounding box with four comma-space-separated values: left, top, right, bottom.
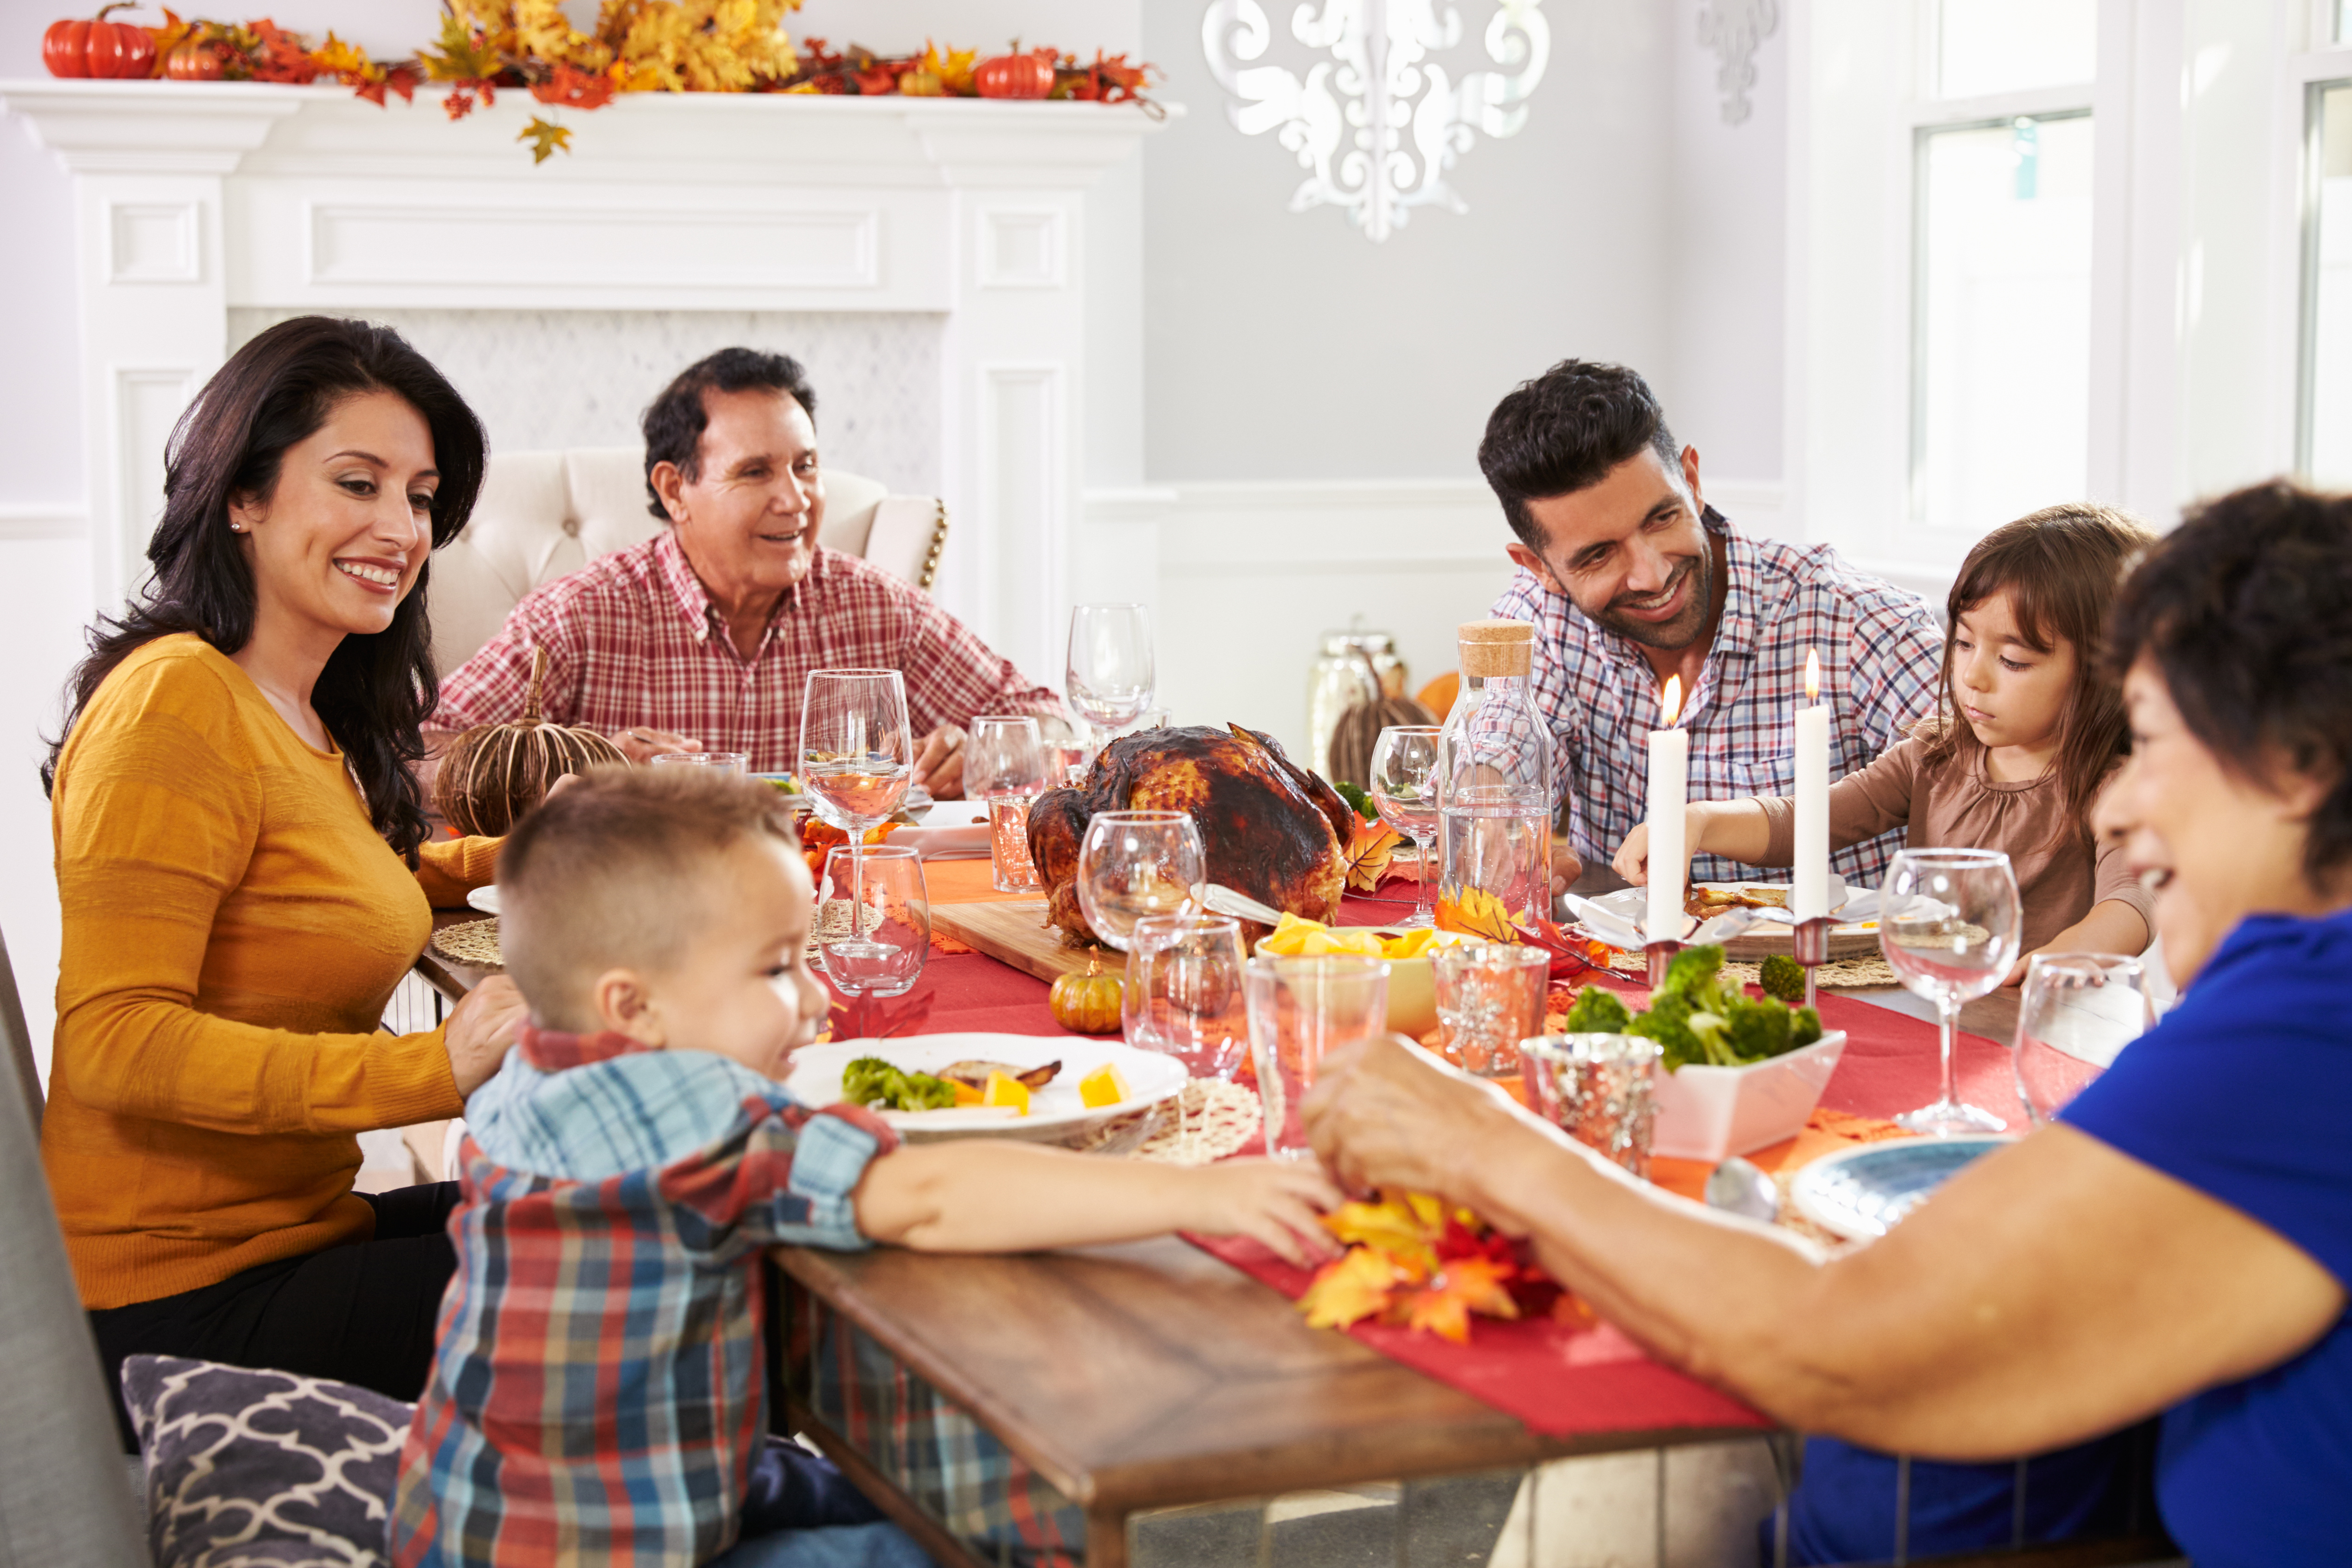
466, 885, 502, 916
1567, 878, 1880, 949
784, 1032, 1185, 1145
1788, 1134, 2013, 1241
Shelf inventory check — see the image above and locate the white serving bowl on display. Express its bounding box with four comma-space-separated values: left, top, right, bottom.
1650, 1030, 1848, 1163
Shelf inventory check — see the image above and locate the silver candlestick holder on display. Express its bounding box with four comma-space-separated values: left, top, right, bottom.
1791, 916, 1835, 1010
1644, 939, 1685, 990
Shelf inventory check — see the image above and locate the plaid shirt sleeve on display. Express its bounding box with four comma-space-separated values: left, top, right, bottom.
892, 588, 1067, 738
429, 585, 591, 732
1843, 588, 1946, 754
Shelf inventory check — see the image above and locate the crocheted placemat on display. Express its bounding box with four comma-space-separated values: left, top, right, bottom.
1721, 955, 1898, 990
430, 918, 504, 969
1077, 1078, 1261, 1164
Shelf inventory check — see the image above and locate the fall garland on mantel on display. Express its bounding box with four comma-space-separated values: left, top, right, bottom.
41, 0, 1159, 165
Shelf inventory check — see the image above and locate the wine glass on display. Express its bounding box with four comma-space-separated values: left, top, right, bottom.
1066, 604, 1155, 733
1879, 848, 2022, 1136
1367, 725, 1442, 928
2013, 953, 2152, 1125
1123, 913, 1248, 1157
816, 845, 930, 998
969, 715, 1046, 893
800, 670, 912, 967
1075, 810, 1203, 952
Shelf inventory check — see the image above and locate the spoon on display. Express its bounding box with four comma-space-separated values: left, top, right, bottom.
1704, 1155, 1781, 1223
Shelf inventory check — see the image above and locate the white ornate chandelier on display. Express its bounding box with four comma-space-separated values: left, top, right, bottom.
1202, 0, 1549, 243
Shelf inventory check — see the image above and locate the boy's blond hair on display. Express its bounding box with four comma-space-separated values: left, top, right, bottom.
498, 766, 801, 1031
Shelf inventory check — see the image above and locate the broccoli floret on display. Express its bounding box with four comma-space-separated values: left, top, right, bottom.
1791, 1006, 1824, 1050
1659, 943, 1726, 998
841, 1057, 956, 1112
1333, 781, 1380, 821
1560, 985, 1634, 1035
1721, 995, 1795, 1062
1628, 991, 1706, 1071
1757, 953, 1807, 1005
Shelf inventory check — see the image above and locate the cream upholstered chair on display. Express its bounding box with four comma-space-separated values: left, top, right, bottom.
427, 447, 948, 678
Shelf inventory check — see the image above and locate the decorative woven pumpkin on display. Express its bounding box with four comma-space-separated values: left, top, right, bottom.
434, 647, 628, 836
1325, 695, 1439, 791
1048, 961, 1124, 1034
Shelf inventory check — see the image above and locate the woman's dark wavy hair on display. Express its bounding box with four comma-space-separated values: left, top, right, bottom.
42, 316, 485, 864
2104, 481, 2352, 882
1919, 502, 2156, 850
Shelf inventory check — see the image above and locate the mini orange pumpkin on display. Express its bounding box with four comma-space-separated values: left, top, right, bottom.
164, 37, 224, 79
434, 646, 628, 836
974, 49, 1054, 100
1048, 961, 1124, 1034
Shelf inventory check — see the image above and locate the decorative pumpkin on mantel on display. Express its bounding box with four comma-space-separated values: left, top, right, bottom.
434, 647, 628, 836
43, 4, 155, 78
974, 48, 1054, 100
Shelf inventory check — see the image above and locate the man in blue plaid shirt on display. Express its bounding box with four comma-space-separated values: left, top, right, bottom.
1479, 361, 1945, 890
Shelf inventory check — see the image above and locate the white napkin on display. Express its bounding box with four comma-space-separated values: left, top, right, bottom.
889, 825, 992, 861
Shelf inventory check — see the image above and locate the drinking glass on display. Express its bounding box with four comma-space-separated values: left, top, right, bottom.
2013, 953, 2152, 1125
1123, 914, 1249, 1156
1368, 725, 1442, 927
1066, 604, 1155, 732
1879, 848, 2022, 1135
816, 845, 930, 998
1245, 955, 1389, 1159
1075, 810, 1204, 952
969, 715, 1046, 893
651, 751, 748, 775
1431, 941, 1550, 1078
800, 669, 913, 969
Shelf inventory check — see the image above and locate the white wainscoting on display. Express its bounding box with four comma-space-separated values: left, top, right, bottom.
1078, 477, 1795, 762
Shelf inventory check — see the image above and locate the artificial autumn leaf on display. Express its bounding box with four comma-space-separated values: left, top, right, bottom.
1395, 1256, 1521, 1344
518, 115, 574, 163
916, 39, 978, 94
1434, 886, 1517, 943
530, 61, 615, 109
1299, 1245, 1409, 1331
420, 11, 504, 81
1321, 1196, 1437, 1277
1341, 819, 1402, 893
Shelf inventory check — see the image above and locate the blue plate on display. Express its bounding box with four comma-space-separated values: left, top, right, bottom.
1789, 1136, 2013, 1240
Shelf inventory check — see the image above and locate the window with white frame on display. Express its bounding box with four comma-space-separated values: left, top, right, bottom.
1909, 0, 2099, 535
2300, 79, 2352, 488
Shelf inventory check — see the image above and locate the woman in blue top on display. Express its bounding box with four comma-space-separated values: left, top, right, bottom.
1300, 480, 2352, 1568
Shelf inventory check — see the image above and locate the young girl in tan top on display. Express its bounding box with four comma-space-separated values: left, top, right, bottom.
1615, 503, 2157, 976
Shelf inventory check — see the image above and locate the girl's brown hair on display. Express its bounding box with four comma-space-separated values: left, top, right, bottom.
1918, 503, 2158, 846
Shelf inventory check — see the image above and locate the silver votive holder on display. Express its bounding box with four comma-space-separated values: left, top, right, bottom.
1520, 1032, 1665, 1179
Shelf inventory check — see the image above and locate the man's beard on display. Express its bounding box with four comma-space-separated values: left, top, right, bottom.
1580, 552, 1712, 650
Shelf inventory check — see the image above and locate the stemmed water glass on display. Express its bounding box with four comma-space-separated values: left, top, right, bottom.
969, 715, 1047, 893
1066, 604, 1155, 733
2012, 953, 2152, 1125
1123, 913, 1248, 1156
1368, 725, 1442, 928
1075, 810, 1204, 952
800, 669, 912, 970
1879, 848, 2022, 1136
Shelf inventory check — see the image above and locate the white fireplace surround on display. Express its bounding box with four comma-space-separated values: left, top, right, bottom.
0, 78, 1167, 683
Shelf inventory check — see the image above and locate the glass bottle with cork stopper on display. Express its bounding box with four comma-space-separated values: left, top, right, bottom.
1435, 619, 1556, 924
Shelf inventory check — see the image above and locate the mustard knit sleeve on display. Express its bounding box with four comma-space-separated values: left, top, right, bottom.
51, 653, 461, 1135
415, 835, 501, 908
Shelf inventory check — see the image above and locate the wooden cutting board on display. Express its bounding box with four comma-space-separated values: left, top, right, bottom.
931, 900, 1113, 984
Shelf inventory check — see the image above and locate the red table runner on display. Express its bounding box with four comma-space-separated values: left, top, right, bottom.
887, 862, 2019, 1438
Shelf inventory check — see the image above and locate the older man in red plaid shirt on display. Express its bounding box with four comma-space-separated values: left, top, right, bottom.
430, 349, 1064, 796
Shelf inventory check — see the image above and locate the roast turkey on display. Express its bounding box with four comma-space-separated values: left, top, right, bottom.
1027, 723, 1357, 946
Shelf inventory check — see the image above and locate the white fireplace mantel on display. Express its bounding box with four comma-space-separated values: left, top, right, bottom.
0, 78, 1169, 681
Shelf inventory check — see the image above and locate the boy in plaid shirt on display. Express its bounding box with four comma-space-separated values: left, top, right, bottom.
390, 768, 1338, 1568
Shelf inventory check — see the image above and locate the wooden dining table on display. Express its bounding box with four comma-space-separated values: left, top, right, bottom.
415, 866, 2141, 1568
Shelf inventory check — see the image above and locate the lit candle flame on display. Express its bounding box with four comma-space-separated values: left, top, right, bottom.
1804, 648, 1820, 705
1660, 674, 1683, 728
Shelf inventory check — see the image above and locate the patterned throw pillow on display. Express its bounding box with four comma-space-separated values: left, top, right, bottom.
121, 1355, 413, 1568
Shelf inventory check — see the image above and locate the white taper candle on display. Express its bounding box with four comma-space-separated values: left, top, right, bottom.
1646, 676, 1689, 945
1794, 649, 1830, 922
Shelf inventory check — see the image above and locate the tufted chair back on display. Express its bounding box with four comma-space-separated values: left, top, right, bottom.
427, 447, 947, 678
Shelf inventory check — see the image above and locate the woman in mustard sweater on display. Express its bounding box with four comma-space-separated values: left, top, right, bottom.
41, 316, 528, 1440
